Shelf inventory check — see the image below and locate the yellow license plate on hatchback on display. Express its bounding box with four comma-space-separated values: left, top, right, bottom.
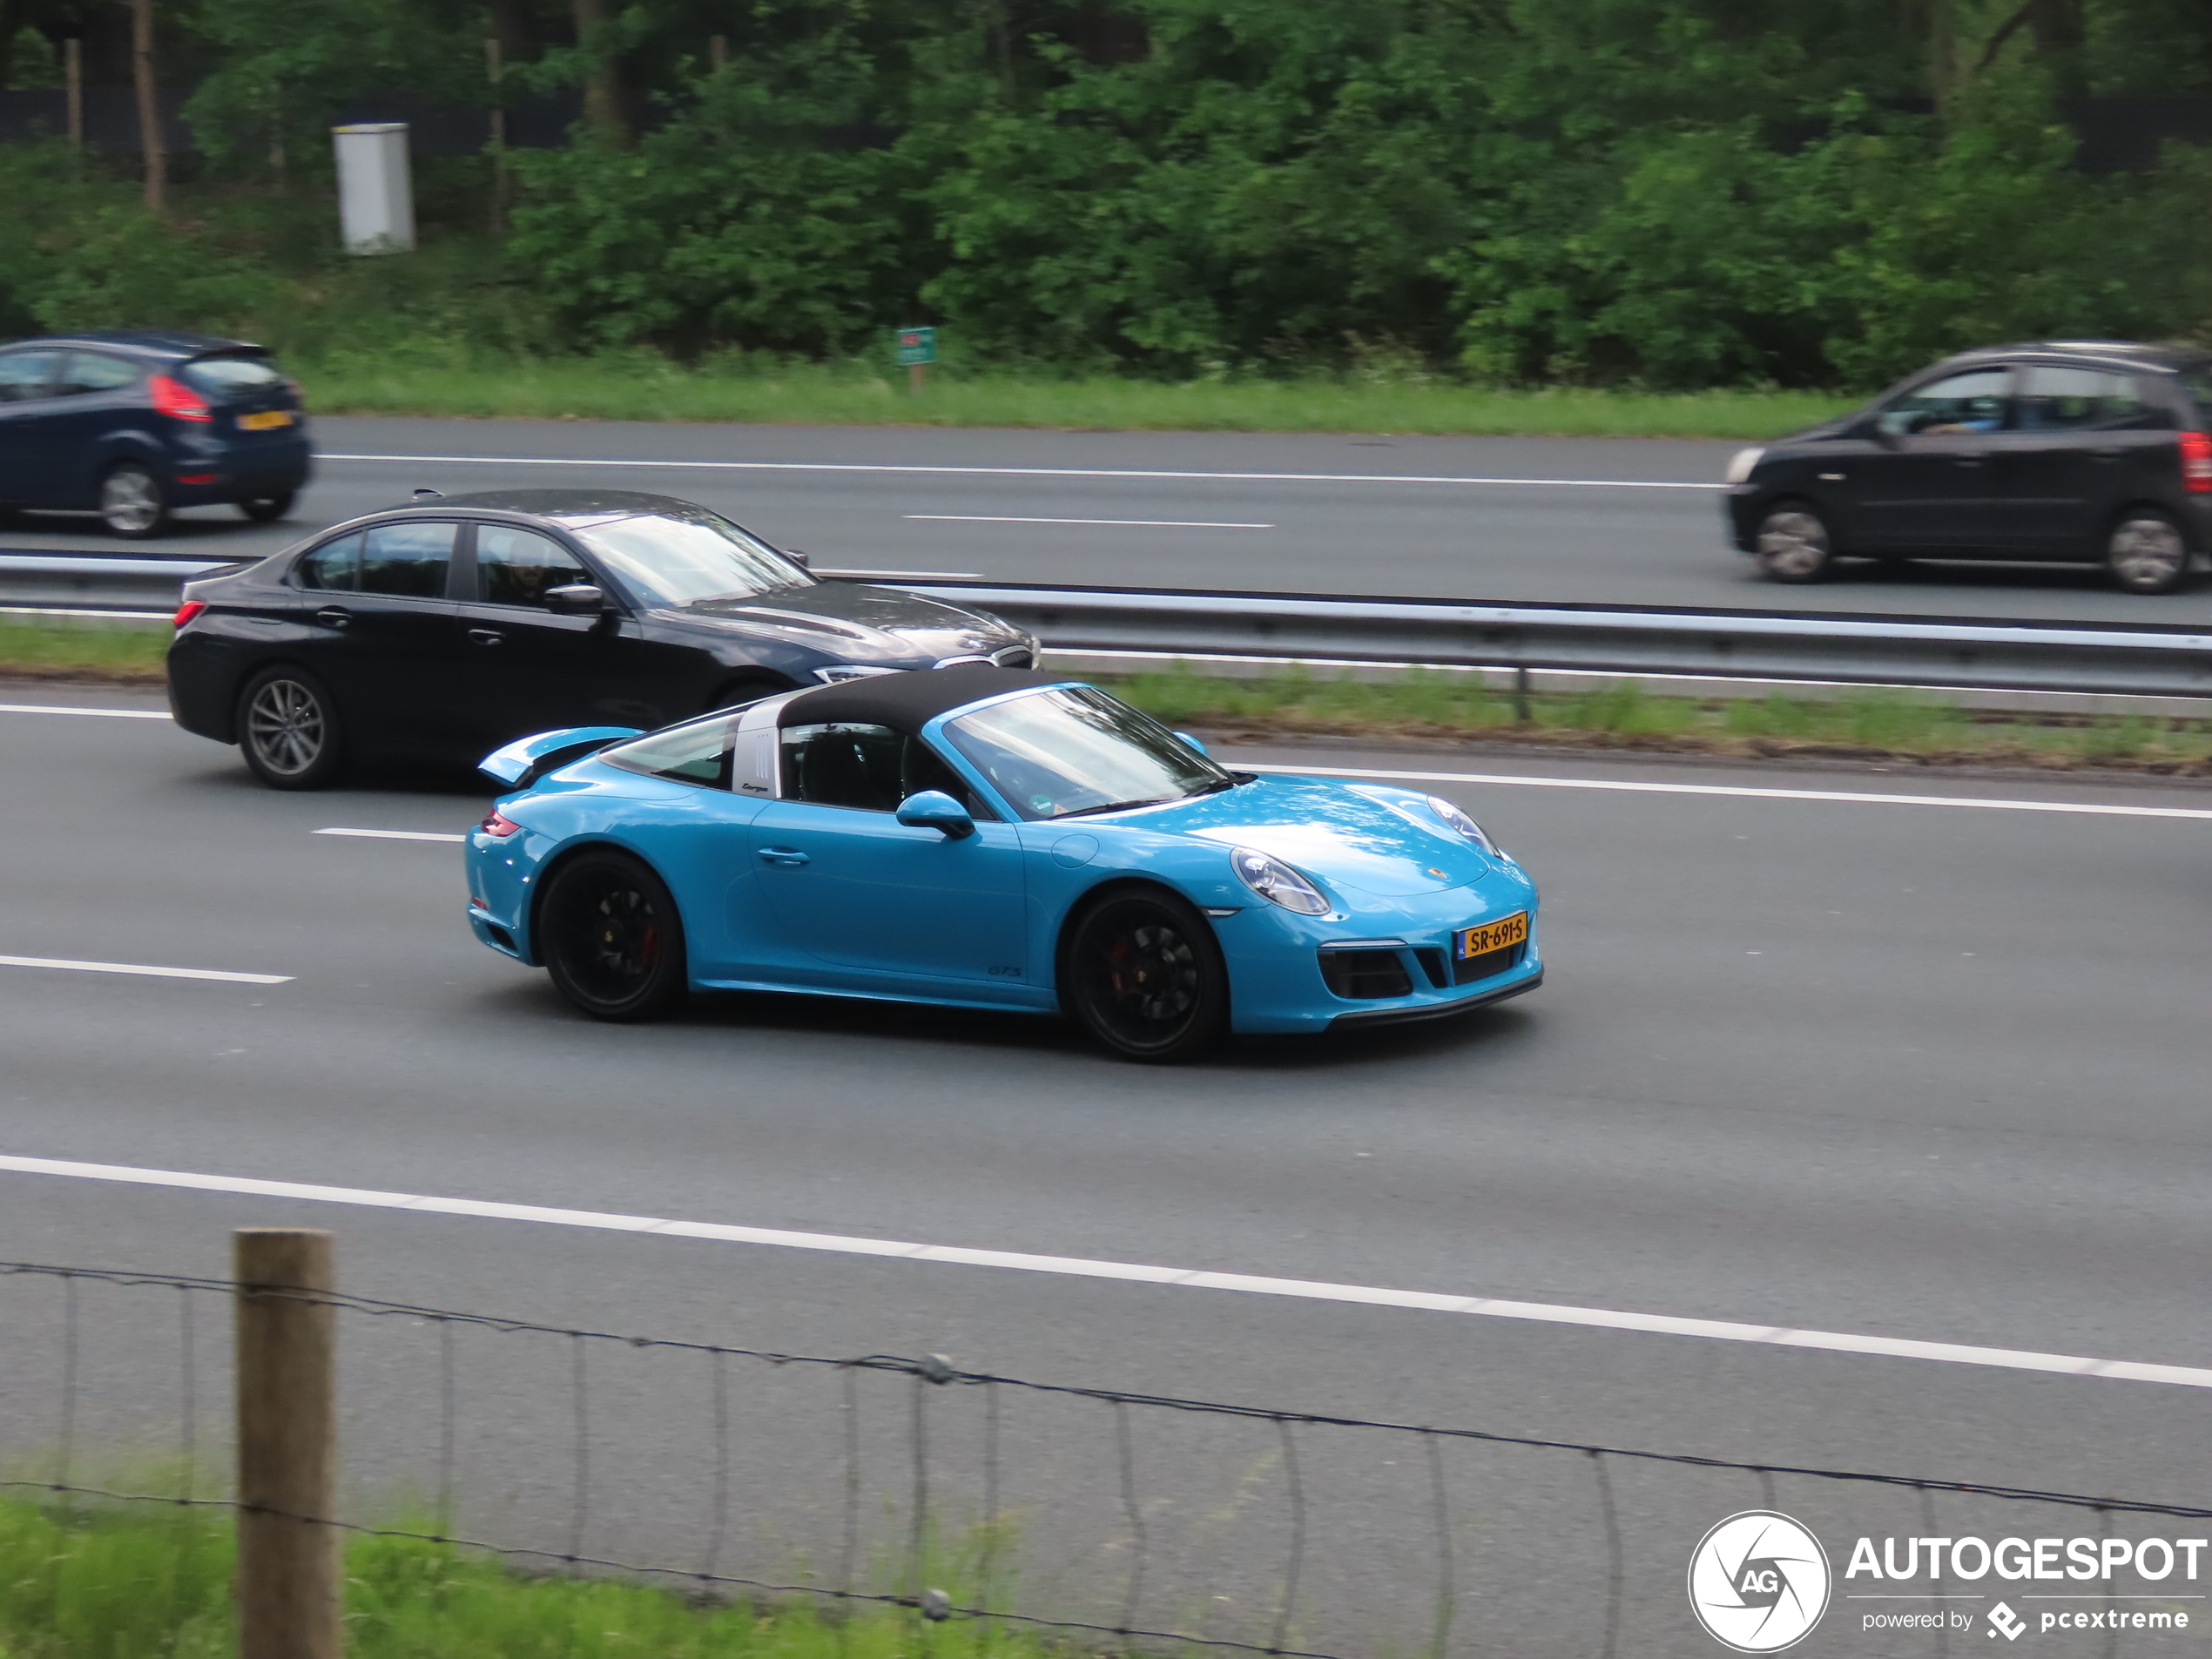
238, 409, 293, 430
1455, 912, 1529, 959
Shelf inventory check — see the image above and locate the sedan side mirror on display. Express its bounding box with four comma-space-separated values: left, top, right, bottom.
785, 550, 812, 569
896, 789, 974, 840
544, 583, 613, 616
1174, 731, 1210, 756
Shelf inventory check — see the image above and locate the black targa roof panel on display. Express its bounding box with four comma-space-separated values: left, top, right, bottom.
777, 665, 1073, 732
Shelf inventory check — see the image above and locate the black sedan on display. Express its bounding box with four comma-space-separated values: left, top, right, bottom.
0, 330, 311, 537
1726, 341, 2212, 594
167, 489, 1041, 788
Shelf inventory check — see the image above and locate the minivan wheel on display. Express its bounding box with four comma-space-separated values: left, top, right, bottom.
238, 667, 345, 790
2104, 509, 2192, 595
1753, 504, 1836, 583
238, 491, 295, 523
98, 462, 170, 539
540, 851, 689, 1022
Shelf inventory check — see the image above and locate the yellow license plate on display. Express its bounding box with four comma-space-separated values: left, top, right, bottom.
238, 409, 293, 430
1455, 912, 1529, 959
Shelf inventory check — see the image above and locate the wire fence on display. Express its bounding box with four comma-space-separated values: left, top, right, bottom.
3, 1256, 2209, 1657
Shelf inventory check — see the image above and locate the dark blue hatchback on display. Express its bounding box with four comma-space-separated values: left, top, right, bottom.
0, 329, 312, 538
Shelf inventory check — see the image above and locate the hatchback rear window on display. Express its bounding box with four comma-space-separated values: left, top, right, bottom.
181, 355, 286, 397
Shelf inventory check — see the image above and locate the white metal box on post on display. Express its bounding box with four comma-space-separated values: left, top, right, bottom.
331, 123, 415, 253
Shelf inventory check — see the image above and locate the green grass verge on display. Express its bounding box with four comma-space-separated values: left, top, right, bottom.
297, 355, 1849, 441
0, 619, 168, 683
5, 621, 2203, 774
0, 1495, 1038, 1659
1105, 664, 2212, 773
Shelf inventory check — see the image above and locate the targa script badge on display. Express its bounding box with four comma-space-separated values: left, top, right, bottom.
1689, 1511, 1832, 1652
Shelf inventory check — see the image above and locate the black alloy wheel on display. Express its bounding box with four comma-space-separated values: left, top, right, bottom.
1752, 502, 1836, 583
238, 491, 296, 523
98, 462, 170, 539
237, 667, 345, 790
1064, 889, 1228, 1062
2104, 509, 2193, 595
540, 851, 689, 1022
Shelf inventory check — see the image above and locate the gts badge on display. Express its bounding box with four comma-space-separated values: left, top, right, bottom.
988, 965, 1022, 977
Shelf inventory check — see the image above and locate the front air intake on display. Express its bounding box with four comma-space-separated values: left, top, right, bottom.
1319, 948, 1413, 1000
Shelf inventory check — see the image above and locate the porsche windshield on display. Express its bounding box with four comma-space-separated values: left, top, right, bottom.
941, 687, 1231, 821
563, 510, 812, 608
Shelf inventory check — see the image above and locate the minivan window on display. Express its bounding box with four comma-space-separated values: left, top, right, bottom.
181, 355, 286, 397
1876, 368, 2012, 438
2017, 366, 2155, 432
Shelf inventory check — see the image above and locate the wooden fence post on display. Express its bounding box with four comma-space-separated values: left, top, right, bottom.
234, 1229, 341, 1659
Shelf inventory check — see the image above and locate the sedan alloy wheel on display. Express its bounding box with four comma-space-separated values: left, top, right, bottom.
239, 668, 344, 790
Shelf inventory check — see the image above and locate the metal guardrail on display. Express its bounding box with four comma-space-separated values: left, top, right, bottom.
6, 553, 2212, 699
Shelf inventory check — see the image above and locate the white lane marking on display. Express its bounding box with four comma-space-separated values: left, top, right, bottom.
0, 1151, 2203, 1389
0, 702, 170, 719
0, 956, 290, 985
315, 827, 469, 844
1242, 763, 2212, 822
907, 514, 1275, 529
320, 452, 1721, 491
0, 605, 172, 620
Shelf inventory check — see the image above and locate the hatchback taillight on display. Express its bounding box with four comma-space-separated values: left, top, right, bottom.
148, 374, 212, 422
2182, 432, 2212, 495
172, 600, 206, 630
479, 808, 523, 839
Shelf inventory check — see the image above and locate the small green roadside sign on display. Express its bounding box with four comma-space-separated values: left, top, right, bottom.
894, 327, 937, 367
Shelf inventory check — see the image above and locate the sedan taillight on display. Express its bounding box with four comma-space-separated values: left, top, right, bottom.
2182, 431, 2212, 495
479, 808, 523, 838
148, 374, 212, 422
172, 599, 206, 630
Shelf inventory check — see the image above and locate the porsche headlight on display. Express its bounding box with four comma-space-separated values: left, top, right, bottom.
1725, 446, 1765, 484
1426, 794, 1503, 858
1231, 846, 1332, 915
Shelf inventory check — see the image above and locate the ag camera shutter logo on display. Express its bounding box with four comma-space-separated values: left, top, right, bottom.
1689, 1511, 1832, 1652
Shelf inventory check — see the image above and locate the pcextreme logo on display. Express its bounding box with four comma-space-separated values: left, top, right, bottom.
1689, 1511, 1833, 1653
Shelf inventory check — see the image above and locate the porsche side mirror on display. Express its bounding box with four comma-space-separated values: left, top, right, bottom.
1175, 731, 1210, 756
544, 583, 612, 616
897, 790, 974, 840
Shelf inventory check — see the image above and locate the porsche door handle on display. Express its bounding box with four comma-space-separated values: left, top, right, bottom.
756, 846, 810, 867
314, 607, 351, 629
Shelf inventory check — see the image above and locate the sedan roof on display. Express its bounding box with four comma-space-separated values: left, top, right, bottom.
404, 488, 694, 520
777, 664, 1070, 731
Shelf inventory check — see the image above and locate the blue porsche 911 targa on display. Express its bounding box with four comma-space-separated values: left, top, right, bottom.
465, 665, 1541, 1061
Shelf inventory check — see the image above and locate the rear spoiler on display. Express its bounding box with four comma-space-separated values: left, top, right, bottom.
478, 725, 643, 791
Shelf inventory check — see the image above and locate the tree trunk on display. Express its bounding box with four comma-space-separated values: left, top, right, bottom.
571, 0, 629, 145
131, 0, 165, 212
2027, 0, 2087, 94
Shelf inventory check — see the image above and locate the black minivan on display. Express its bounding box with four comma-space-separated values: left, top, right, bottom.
0, 329, 311, 538
1726, 341, 2212, 593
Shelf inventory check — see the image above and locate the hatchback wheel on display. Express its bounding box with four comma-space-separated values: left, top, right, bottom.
238, 491, 295, 523
98, 462, 170, 539
1064, 890, 1227, 1062
1753, 503, 1836, 583
2104, 509, 2193, 595
238, 667, 345, 790
541, 852, 689, 1022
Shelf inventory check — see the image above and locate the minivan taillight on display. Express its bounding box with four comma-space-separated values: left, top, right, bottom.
2182, 432, 2212, 495
172, 600, 206, 630
148, 374, 212, 422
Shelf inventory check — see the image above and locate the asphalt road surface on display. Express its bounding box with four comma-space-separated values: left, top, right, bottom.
8, 415, 2212, 625
5, 685, 2212, 1653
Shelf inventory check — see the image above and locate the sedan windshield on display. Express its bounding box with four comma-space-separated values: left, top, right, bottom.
941, 686, 1231, 821
565, 510, 812, 608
